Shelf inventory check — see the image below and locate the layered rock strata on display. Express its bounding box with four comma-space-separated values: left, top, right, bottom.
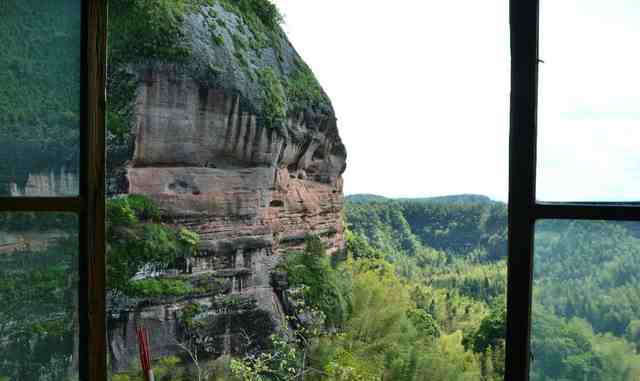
107, 2, 346, 370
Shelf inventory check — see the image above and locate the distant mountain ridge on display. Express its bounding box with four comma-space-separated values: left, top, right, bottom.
345, 194, 390, 203
346, 193, 498, 205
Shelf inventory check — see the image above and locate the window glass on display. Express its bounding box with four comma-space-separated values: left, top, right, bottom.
105, 1, 509, 379
0, 0, 81, 197
537, 0, 640, 202
0, 213, 79, 380
530, 220, 640, 380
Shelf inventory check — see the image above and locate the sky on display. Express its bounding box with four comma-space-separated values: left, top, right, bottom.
273, 0, 640, 202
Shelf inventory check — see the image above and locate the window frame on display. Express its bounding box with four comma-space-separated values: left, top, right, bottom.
0, 1, 107, 380
5, 1, 640, 379
506, 0, 640, 380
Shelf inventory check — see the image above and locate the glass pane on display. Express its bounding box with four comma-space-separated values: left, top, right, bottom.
537, 0, 640, 202
0, 213, 79, 380
530, 220, 640, 380
0, 0, 81, 197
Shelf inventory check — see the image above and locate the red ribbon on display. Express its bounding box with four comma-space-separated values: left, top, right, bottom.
136, 326, 153, 381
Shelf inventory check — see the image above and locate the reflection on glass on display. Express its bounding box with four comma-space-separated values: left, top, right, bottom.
537, 0, 640, 202
0, 213, 79, 380
530, 220, 640, 380
0, 0, 81, 197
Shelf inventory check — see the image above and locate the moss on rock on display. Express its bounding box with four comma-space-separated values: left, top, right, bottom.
258, 68, 287, 128
105, 0, 343, 190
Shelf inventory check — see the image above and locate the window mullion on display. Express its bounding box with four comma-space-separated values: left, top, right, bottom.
535, 203, 640, 221
0, 197, 83, 212
506, 0, 540, 379
79, 0, 107, 380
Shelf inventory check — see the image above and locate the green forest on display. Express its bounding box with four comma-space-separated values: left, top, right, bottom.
343, 197, 640, 380
0, 0, 81, 195
0, 198, 201, 380
105, 196, 640, 380
3, 196, 640, 380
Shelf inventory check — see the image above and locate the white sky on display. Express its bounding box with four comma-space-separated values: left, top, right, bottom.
273, 0, 640, 202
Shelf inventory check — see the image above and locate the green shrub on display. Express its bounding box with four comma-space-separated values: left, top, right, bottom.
212, 33, 225, 46
106, 194, 160, 227
124, 278, 194, 298
106, 66, 138, 139
277, 236, 351, 327
284, 62, 328, 111
107, 0, 193, 64
178, 228, 200, 254
107, 197, 200, 293
241, 0, 282, 29
127, 194, 161, 221
257, 68, 287, 128
106, 197, 138, 227
180, 302, 203, 329
234, 51, 249, 68
231, 33, 247, 51
219, 0, 283, 31
110, 375, 131, 381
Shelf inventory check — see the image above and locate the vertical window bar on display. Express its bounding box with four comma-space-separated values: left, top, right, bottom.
0, 1, 106, 379
506, 0, 539, 379
79, 0, 107, 380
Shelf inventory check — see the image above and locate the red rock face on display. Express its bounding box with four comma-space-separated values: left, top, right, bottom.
105, 5, 349, 365
126, 67, 346, 291
128, 166, 345, 256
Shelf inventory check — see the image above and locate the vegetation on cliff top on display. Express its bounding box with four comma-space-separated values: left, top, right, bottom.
106, 0, 330, 139
107, 0, 282, 64
257, 68, 288, 128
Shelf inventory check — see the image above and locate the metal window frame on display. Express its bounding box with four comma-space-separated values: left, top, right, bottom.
0, 1, 107, 380
506, 0, 640, 380
6, 0, 640, 379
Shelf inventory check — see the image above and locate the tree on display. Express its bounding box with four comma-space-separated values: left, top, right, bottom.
465, 300, 506, 354
107, 195, 199, 293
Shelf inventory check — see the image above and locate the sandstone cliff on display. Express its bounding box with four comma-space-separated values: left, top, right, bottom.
106, 0, 347, 370
108, 1, 346, 252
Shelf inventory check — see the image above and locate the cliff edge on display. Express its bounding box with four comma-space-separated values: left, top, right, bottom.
106, 0, 347, 369
108, 0, 346, 252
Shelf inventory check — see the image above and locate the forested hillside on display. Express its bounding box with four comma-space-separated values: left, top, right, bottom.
0, 0, 81, 196
344, 196, 640, 380
4, 193, 640, 380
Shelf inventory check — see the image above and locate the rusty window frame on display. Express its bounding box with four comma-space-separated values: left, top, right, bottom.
0, 1, 107, 380
506, 0, 640, 379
